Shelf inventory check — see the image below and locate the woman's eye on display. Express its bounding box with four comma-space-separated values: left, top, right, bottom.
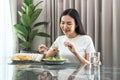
60, 22, 72, 25
67, 23, 72, 25
61, 22, 64, 24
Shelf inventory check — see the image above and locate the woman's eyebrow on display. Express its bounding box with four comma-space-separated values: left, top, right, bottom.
61, 20, 72, 22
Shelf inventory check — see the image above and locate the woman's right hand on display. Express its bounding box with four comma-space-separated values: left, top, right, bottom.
64, 41, 77, 54
38, 44, 48, 54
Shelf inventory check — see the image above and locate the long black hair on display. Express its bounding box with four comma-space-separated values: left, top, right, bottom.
59, 8, 86, 35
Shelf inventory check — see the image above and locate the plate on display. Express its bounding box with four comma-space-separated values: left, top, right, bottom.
42, 59, 66, 65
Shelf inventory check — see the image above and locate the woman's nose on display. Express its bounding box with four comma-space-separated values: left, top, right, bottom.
62, 24, 68, 29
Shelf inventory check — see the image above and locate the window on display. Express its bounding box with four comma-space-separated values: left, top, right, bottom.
0, 0, 14, 80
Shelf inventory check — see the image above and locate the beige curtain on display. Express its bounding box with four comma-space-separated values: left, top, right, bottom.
10, 0, 19, 52
44, 0, 120, 67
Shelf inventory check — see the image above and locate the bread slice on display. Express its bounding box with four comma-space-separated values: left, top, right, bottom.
11, 55, 32, 61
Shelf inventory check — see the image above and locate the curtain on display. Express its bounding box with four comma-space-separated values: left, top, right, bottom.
0, 0, 17, 80
44, 0, 120, 67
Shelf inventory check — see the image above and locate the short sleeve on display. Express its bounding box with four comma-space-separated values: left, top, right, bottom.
49, 37, 59, 50
85, 36, 96, 53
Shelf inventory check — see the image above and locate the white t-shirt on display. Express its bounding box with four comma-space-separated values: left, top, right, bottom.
51, 35, 95, 63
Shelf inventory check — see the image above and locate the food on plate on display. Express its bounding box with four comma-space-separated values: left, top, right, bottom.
43, 57, 67, 64
11, 55, 32, 61
44, 57, 66, 61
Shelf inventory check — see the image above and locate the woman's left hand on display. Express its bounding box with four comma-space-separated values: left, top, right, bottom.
64, 41, 77, 55
64, 41, 90, 64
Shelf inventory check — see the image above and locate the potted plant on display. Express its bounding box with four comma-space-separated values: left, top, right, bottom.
14, 0, 50, 53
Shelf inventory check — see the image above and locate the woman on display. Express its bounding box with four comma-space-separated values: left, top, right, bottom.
38, 8, 95, 64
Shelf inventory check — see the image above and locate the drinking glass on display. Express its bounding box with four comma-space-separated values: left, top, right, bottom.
90, 52, 100, 65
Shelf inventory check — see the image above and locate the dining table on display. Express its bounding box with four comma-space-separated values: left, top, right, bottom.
1, 59, 120, 80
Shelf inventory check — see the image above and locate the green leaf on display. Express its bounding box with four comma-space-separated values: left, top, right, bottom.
18, 11, 23, 16
26, 6, 33, 16
34, 22, 48, 27
37, 32, 50, 37
35, 1, 43, 8
23, 0, 33, 6
21, 6, 26, 12
29, 30, 38, 41
31, 9, 42, 22
21, 41, 31, 49
22, 2, 28, 9
16, 33, 26, 42
14, 24, 28, 36
29, 4, 35, 11
20, 14, 31, 26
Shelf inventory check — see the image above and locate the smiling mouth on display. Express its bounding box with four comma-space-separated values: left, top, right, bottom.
63, 29, 70, 32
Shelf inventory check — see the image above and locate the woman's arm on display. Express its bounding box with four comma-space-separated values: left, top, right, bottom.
38, 44, 58, 58
38, 44, 48, 53
44, 48, 58, 58
74, 52, 90, 64
64, 41, 90, 64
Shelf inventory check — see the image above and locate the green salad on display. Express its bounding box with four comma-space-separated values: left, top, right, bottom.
45, 57, 65, 61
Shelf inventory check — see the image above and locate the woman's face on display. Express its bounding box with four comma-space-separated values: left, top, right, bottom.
60, 15, 77, 38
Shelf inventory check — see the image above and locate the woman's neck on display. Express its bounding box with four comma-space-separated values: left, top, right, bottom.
66, 33, 78, 38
